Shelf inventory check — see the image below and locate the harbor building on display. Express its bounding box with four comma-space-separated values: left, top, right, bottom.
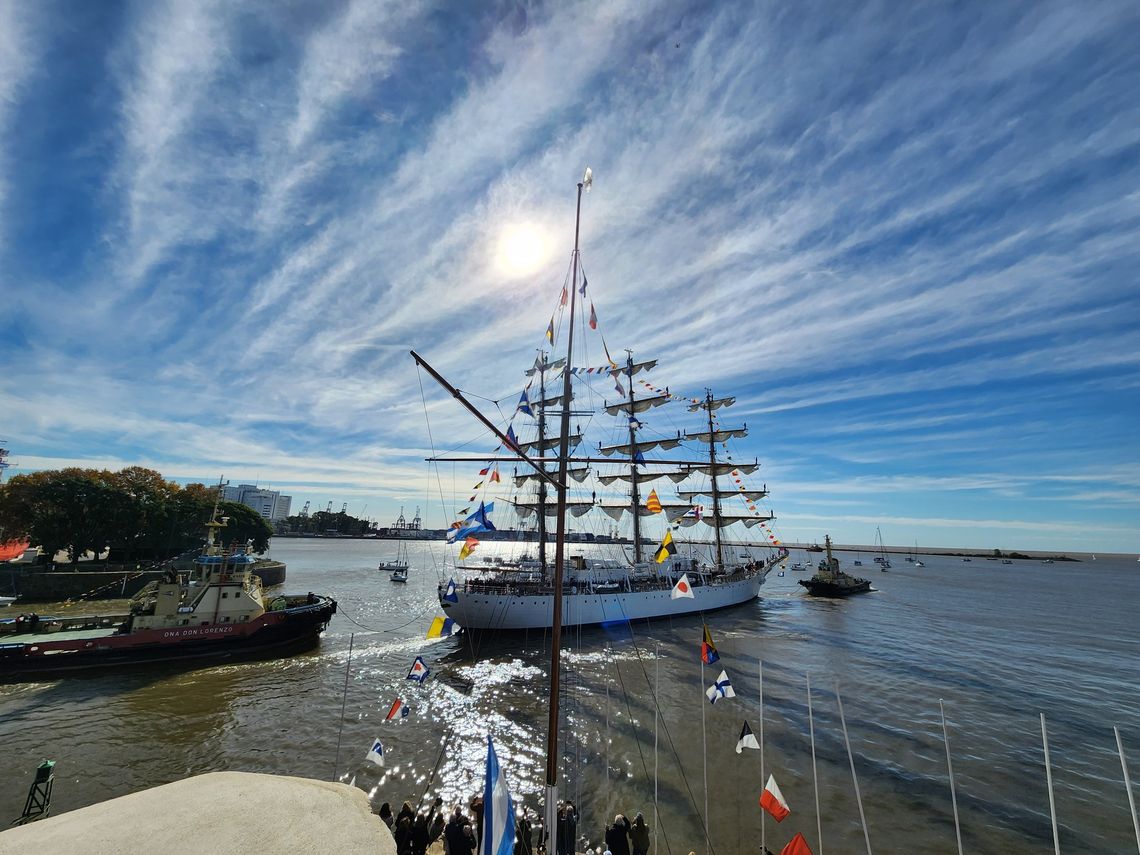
222, 484, 292, 522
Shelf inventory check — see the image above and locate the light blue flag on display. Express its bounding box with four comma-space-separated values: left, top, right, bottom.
448, 501, 497, 543
482, 736, 515, 855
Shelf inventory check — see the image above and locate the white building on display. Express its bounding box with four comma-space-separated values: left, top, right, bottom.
223, 484, 292, 522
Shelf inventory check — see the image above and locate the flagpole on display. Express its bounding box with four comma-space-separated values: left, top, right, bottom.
939, 700, 964, 855
332, 632, 355, 781
835, 684, 873, 855
654, 644, 660, 855
1041, 713, 1061, 855
1114, 726, 1140, 854
702, 656, 710, 855
807, 673, 823, 855
759, 659, 765, 855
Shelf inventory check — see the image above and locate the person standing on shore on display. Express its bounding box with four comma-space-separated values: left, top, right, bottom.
629, 812, 650, 855
604, 814, 631, 855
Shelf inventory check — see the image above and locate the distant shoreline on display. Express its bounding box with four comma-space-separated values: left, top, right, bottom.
271, 532, 1126, 561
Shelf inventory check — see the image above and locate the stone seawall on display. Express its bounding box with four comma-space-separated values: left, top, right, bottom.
2, 560, 287, 603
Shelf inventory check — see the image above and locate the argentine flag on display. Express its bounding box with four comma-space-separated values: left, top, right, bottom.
482, 736, 515, 855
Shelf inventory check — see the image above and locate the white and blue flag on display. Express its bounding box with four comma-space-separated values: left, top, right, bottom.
706, 669, 736, 704
443, 578, 459, 603
407, 656, 430, 683
365, 737, 384, 767
481, 736, 515, 855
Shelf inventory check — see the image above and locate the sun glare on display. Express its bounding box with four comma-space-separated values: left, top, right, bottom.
496, 223, 549, 277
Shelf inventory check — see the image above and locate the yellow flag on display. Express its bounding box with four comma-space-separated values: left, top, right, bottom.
459, 536, 479, 560
654, 530, 677, 564
646, 489, 663, 514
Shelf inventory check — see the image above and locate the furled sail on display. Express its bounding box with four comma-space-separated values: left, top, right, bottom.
622, 359, 657, 377
535, 391, 572, 408
684, 427, 748, 443
513, 500, 594, 518
517, 433, 582, 454
514, 467, 589, 487
678, 488, 768, 501
684, 462, 759, 477
525, 357, 566, 377
598, 434, 682, 457
688, 396, 735, 412
702, 513, 773, 528
596, 470, 687, 486
605, 394, 670, 416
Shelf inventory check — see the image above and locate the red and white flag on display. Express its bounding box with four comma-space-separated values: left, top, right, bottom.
760, 774, 790, 822
671, 573, 694, 599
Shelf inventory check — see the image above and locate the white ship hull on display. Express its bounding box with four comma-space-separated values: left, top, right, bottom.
439, 570, 769, 630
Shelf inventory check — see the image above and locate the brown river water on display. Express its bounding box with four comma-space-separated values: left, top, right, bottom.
1, 539, 1138, 854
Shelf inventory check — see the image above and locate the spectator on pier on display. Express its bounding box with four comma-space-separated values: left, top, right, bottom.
514, 807, 534, 855
393, 815, 413, 855
458, 823, 478, 855
604, 814, 631, 855
444, 808, 466, 855
397, 801, 415, 824
556, 801, 579, 855
629, 812, 650, 855
470, 794, 485, 843
378, 802, 393, 830
429, 810, 446, 847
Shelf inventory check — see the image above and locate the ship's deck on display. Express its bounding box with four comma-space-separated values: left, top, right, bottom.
2, 627, 119, 644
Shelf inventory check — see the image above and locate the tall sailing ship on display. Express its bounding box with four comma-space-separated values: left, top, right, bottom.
417, 174, 785, 633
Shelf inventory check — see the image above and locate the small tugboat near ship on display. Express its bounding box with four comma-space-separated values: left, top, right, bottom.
798, 535, 872, 597
0, 508, 336, 682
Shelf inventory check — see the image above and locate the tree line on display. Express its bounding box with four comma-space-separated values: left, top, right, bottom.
0, 467, 274, 563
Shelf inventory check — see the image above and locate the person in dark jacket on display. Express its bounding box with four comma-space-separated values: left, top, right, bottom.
444, 808, 467, 855
393, 816, 413, 855
514, 807, 534, 855
629, 812, 650, 855
556, 801, 579, 855
410, 813, 431, 855
604, 813, 632, 855
378, 802, 394, 830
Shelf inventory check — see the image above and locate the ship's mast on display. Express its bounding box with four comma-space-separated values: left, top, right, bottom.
536, 356, 549, 574
625, 352, 644, 563
705, 390, 724, 570
544, 173, 585, 836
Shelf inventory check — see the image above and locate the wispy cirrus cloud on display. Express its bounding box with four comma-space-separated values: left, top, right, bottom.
1, 0, 1138, 550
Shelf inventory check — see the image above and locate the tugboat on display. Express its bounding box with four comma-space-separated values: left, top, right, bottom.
798, 535, 872, 598
0, 504, 336, 682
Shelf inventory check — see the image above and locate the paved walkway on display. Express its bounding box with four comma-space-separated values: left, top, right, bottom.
0, 771, 395, 855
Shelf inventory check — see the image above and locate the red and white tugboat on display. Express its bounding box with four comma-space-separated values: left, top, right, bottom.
0, 506, 336, 682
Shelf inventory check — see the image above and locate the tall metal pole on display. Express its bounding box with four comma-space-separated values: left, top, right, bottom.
808, 673, 823, 855
1114, 726, 1140, 854
701, 656, 709, 855
654, 645, 660, 855
543, 177, 584, 845
940, 700, 964, 855
332, 633, 355, 781
759, 660, 766, 855
1041, 713, 1061, 855
836, 684, 873, 855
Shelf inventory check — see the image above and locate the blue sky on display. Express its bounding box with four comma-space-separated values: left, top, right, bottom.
1, 0, 1138, 553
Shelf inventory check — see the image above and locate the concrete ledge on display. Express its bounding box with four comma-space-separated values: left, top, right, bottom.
0, 771, 394, 855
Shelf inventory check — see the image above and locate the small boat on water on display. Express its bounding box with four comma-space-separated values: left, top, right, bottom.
852, 559, 863, 566
380, 543, 410, 582
790, 561, 810, 571
0, 503, 336, 682
1002, 559, 1013, 565
799, 536, 871, 598
0, 595, 17, 607
874, 526, 891, 570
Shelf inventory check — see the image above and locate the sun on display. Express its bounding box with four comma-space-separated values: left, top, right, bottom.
496, 222, 549, 277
